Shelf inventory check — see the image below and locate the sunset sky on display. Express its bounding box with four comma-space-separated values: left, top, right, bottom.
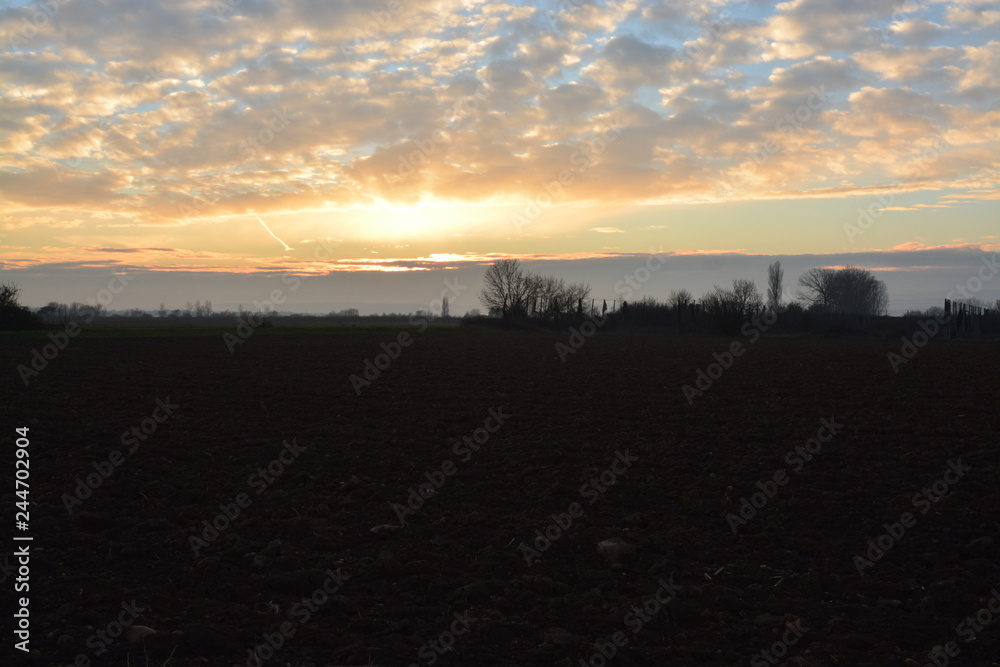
1, 0, 998, 314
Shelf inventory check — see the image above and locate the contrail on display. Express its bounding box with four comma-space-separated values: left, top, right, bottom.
253, 213, 293, 252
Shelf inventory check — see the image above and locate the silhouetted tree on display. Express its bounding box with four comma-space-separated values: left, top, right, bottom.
479, 259, 531, 317
798, 266, 887, 317
797, 268, 838, 309
479, 259, 590, 321
702, 279, 762, 333
0, 282, 19, 309
924, 306, 945, 318
0, 282, 43, 331
562, 281, 591, 312
767, 261, 783, 311
668, 289, 693, 310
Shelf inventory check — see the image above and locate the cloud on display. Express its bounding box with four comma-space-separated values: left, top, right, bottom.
0, 0, 994, 242
89, 247, 177, 253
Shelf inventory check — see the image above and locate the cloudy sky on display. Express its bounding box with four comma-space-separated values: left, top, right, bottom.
1, 0, 998, 314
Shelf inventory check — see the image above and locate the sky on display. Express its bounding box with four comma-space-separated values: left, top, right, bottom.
1, 0, 998, 315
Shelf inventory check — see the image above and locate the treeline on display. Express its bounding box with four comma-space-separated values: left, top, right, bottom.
0, 285, 476, 330
29, 301, 430, 323
473, 259, 911, 335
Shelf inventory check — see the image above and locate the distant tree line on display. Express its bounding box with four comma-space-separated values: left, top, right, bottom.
6, 263, 1000, 334
474, 259, 903, 335
0, 290, 466, 330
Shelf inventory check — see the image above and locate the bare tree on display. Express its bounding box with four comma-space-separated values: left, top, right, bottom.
767, 261, 783, 311
732, 279, 763, 316
190, 300, 213, 317
562, 281, 591, 313
479, 260, 591, 320
479, 259, 532, 317
667, 289, 693, 310
441, 296, 449, 318
0, 282, 21, 309
702, 279, 762, 332
522, 272, 547, 316
797, 268, 838, 309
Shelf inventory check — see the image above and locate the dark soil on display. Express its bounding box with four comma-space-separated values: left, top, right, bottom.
2, 330, 998, 666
